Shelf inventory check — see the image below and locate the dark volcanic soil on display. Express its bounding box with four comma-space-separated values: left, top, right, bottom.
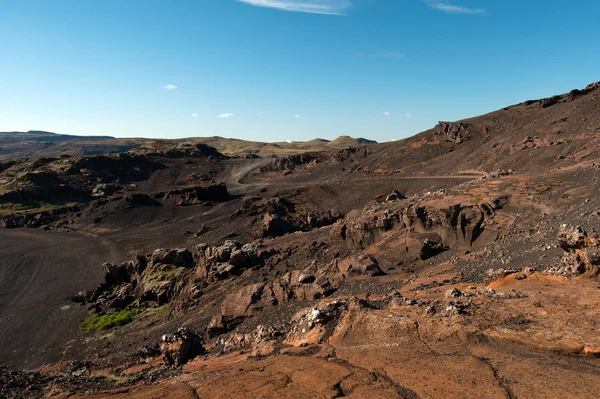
2, 83, 600, 398
0, 229, 124, 368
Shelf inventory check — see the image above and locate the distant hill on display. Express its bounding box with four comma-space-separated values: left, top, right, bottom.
0, 131, 378, 161
327, 136, 377, 149
0, 131, 144, 160
0, 131, 114, 142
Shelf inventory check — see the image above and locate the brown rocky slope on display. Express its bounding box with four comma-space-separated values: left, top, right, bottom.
3, 83, 600, 398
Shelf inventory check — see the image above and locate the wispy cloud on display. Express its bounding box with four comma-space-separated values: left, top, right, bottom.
383, 111, 391, 116
191, 113, 199, 117
405, 112, 411, 118
219, 113, 235, 118
294, 114, 301, 119
163, 84, 178, 90
236, 0, 352, 15
424, 0, 486, 14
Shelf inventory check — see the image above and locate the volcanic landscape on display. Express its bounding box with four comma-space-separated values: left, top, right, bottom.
2, 82, 600, 398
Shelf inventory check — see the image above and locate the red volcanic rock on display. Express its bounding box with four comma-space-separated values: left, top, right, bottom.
160, 327, 204, 367
557, 224, 587, 251
337, 254, 384, 277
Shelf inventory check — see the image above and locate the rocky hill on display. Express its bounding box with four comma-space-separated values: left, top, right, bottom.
2, 83, 600, 399
0, 131, 378, 161
362, 81, 600, 175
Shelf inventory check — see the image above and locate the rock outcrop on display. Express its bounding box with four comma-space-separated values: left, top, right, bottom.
340, 196, 508, 251
80, 248, 196, 314
160, 327, 205, 366
549, 224, 600, 277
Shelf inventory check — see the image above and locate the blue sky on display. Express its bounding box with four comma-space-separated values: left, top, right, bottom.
1, 0, 599, 142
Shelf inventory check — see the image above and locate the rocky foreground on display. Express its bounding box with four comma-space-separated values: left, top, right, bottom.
4, 175, 600, 398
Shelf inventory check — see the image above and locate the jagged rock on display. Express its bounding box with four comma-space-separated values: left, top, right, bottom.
433, 122, 472, 144
160, 327, 205, 367
306, 211, 338, 228
259, 154, 318, 173
221, 325, 280, 355
196, 243, 209, 252
445, 288, 463, 299
92, 183, 119, 197
337, 254, 384, 277
220, 283, 265, 322
229, 243, 260, 268
298, 274, 316, 284
150, 248, 195, 268
486, 268, 519, 281
419, 237, 446, 260
557, 224, 587, 251
164, 183, 230, 206
160, 143, 226, 158
258, 247, 280, 261
344, 198, 506, 250
556, 252, 587, 277
260, 212, 296, 237
284, 300, 348, 347
103, 262, 130, 287
385, 190, 406, 202
207, 314, 228, 338
213, 241, 242, 263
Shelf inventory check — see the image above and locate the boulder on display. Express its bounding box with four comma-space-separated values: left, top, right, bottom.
337, 254, 384, 277
150, 248, 195, 268
213, 241, 242, 263
385, 190, 406, 202
557, 224, 587, 251
207, 314, 228, 338
229, 243, 260, 268
445, 288, 462, 299
419, 237, 446, 260
260, 213, 296, 237
103, 262, 130, 287
220, 283, 265, 321
160, 327, 205, 366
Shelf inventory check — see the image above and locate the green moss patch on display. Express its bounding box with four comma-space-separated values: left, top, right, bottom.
80, 309, 138, 333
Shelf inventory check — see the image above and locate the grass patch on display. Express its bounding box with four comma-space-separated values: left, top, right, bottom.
90, 370, 131, 385
144, 264, 185, 283
80, 309, 138, 333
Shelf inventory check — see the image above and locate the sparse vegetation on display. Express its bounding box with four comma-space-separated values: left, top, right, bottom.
89, 370, 131, 385
80, 309, 138, 333
144, 264, 185, 284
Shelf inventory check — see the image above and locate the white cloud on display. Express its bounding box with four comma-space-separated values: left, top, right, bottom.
424, 0, 486, 14
383, 111, 390, 116
294, 114, 301, 119
405, 112, 411, 118
236, 0, 351, 15
191, 113, 199, 117
219, 113, 235, 118
286, 139, 293, 143
163, 84, 178, 90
